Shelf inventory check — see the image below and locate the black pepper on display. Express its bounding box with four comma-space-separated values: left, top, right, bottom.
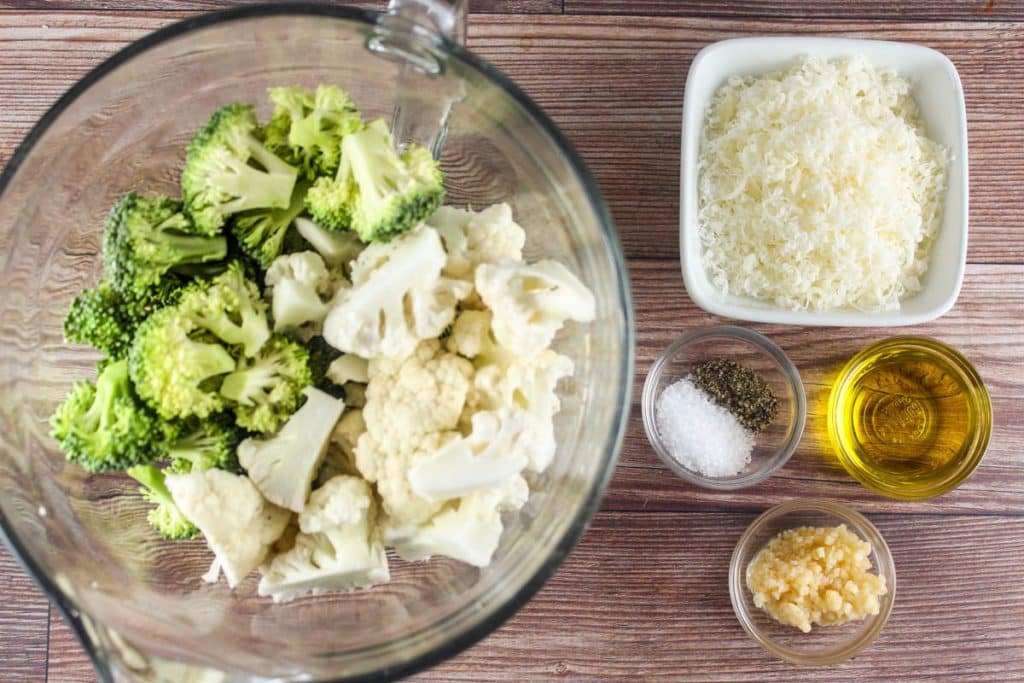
692, 358, 779, 433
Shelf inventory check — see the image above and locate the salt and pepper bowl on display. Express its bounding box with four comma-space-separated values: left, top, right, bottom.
641, 325, 806, 490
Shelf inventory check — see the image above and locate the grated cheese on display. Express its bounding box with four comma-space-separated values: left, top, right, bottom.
698, 56, 949, 312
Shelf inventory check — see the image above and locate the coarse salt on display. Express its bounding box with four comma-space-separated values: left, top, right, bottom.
655, 377, 754, 477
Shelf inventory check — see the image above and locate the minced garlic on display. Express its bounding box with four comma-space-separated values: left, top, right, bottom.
746, 524, 887, 633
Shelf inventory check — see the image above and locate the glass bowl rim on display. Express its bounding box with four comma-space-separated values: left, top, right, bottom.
728, 498, 897, 665
826, 335, 992, 500
641, 324, 807, 490
0, 4, 636, 682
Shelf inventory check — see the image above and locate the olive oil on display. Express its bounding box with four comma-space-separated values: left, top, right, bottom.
828, 338, 992, 500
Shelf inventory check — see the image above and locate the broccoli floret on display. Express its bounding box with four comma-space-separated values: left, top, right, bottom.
50, 360, 170, 472
182, 103, 299, 235
64, 276, 185, 361
263, 85, 362, 179
231, 179, 310, 268
102, 193, 227, 296
129, 306, 237, 420
167, 416, 243, 474
126, 464, 198, 540
63, 281, 137, 359
177, 261, 271, 358
219, 335, 312, 434
305, 118, 444, 241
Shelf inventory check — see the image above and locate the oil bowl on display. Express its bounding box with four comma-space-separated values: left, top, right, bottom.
828, 336, 992, 500
641, 325, 805, 490
729, 499, 896, 665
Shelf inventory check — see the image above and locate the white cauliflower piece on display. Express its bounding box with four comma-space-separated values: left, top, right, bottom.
354, 340, 473, 524
322, 226, 471, 359
258, 475, 389, 601
476, 259, 596, 357
473, 349, 574, 473
362, 339, 473, 442
326, 354, 370, 408
356, 429, 457, 525
165, 469, 290, 588
408, 408, 530, 502
444, 309, 515, 369
264, 251, 346, 333
294, 217, 365, 270
384, 476, 529, 568
429, 203, 525, 280
326, 354, 369, 385
238, 388, 345, 513
317, 409, 365, 485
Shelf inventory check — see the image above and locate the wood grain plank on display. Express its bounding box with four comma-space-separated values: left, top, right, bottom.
45, 608, 93, 683
564, 0, 1024, 21
609, 259, 1024, 515
0, 543, 49, 682
0, 1, 563, 13
0, 13, 1020, 263
43, 513, 1024, 682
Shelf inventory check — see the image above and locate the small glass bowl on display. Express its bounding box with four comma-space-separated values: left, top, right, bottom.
641, 325, 806, 489
729, 499, 896, 665
827, 336, 992, 500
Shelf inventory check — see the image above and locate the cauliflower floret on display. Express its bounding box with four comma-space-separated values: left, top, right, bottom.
444, 309, 515, 368
264, 251, 347, 334
322, 225, 471, 360
429, 203, 525, 281
356, 429, 457, 525
408, 408, 530, 502
476, 259, 596, 357
472, 350, 574, 473
326, 354, 369, 385
294, 217, 365, 271
362, 339, 473, 442
384, 475, 529, 568
326, 354, 370, 409
238, 387, 345, 512
316, 409, 365, 485
165, 469, 290, 587
259, 475, 389, 601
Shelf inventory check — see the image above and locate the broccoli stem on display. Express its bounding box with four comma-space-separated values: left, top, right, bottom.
247, 136, 299, 179
216, 155, 296, 214
80, 361, 128, 446
127, 464, 175, 508
140, 226, 227, 269
184, 337, 238, 381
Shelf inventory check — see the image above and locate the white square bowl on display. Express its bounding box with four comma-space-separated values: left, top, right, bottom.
680, 37, 968, 327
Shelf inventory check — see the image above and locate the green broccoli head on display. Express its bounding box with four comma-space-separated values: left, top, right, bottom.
264, 85, 362, 180
126, 464, 198, 540
182, 103, 299, 235
231, 179, 310, 268
64, 270, 187, 362
219, 334, 312, 434
304, 174, 355, 231
102, 193, 228, 296
178, 261, 270, 357
50, 360, 172, 472
63, 281, 137, 360
129, 306, 237, 420
306, 118, 443, 242
167, 415, 243, 474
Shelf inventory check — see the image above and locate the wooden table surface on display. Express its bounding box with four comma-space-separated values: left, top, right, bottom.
1, 1, 1022, 681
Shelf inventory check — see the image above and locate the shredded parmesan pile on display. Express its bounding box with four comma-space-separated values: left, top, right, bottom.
698, 56, 949, 312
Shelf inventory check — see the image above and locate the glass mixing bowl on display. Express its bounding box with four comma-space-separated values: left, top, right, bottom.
0, 3, 634, 681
